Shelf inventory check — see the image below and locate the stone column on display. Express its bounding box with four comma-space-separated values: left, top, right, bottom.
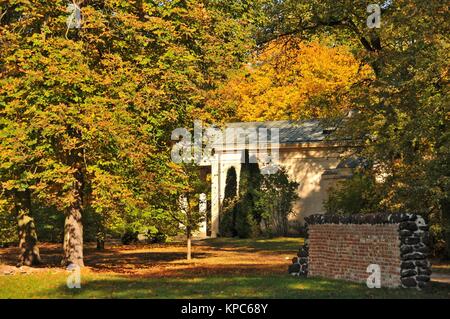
210, 157, 220, 238
197, 193, 208, 237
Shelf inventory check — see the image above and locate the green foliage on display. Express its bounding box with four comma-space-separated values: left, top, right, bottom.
220, 152, 299, 238
121, 229, 139, 245
258, 0, 449, 257
119, 212, 175, 245
0, 0, 259, 252
256, 167, 299, 236
324, 173, 380, 216
234, 152, 263, 238
33, 207, 65, 243
0, 208, 16, 245
218, 154, 261, 238
159, 163, 210, 239
219, 166, 238, 237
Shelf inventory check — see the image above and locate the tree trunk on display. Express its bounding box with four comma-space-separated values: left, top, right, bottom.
62, 153, 85, 267
16, 190, 41, 267
187, 228, 192, 261
62, 206, 84, 267
96, 229, 105, 250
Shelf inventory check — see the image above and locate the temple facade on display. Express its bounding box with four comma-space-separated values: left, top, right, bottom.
198, 120, 355, 237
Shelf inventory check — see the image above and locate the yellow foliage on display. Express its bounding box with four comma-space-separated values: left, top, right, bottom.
207, 39, 373, 122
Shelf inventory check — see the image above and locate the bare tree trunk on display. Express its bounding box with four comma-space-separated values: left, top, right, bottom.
187, 227, 192, 261
62, 154, 85, 267
62, 205, 84, 267
16, 190, 41, 267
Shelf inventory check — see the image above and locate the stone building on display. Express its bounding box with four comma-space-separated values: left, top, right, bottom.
198, 119, 356, 237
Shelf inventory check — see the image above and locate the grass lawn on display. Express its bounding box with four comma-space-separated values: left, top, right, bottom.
1, 237, 449, 299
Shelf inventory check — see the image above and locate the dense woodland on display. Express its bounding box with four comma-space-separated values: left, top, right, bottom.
0, 0, 448, 267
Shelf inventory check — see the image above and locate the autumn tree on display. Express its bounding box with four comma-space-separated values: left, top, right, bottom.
159, 163, 209, 260
0, 94, 42, 265
258, 0, 449, 256
206, 38, 372, 122
0, 0, 260, 266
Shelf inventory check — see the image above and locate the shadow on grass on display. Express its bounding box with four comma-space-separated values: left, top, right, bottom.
0, 245, 210, 270
200, 237, 303, 254
30, 274, 450, 299
0, 245, 63, 268
0, 238, 300, 270
121, 264, 287, 278
85, 251, 210, 272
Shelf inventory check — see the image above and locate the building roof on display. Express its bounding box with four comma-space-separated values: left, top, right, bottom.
225, 119, 336, 144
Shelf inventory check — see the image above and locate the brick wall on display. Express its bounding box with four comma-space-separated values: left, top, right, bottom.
308, 223, 401, 287
288, 213, 432, 288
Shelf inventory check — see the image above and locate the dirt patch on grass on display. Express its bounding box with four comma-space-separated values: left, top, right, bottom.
0, 264, 60, 276
0, 239, 297, 278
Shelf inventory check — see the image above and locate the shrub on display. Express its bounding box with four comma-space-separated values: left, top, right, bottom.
219, 167, 238, 237
121, 229, 139, 245
147, 228, 168, 244
219, 155, 299, 238
256, 167, 299, 237
234, 151, 262, 238
324, 173, 380, 215
0, 209, 16, 245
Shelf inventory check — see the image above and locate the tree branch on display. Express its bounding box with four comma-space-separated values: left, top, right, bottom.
0, 7, 8, 25
258, 15, 382, 54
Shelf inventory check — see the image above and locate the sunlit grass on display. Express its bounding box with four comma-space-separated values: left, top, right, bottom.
1, 237, 449, 299
1, 271, 450, 299
202, 237, 304, 252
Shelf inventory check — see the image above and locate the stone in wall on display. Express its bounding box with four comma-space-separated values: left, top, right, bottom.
399, 216, 432, 289
288, 245, 308, 276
